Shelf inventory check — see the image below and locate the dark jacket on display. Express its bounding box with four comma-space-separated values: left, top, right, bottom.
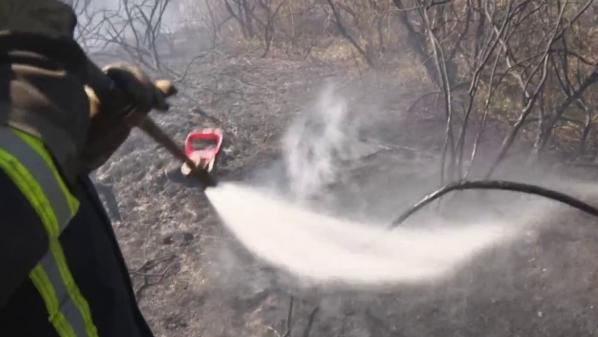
0, 11, 156, 337
0, 175, 155, 337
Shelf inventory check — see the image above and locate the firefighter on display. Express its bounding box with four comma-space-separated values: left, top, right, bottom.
0, 0, 170, 336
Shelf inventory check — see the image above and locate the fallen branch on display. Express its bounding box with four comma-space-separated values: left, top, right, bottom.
131, 254, 178, 300
282, 296, 294, 337
390, 180, 598, 227
302, 306, 320, 337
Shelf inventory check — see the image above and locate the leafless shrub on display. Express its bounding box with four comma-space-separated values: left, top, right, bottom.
72, 0, 598, 175
393, 0, 597, 180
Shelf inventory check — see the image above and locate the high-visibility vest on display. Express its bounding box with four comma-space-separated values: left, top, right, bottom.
0, 126, 99, 337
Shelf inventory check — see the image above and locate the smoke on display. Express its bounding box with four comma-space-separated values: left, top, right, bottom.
283, 85, 361, 200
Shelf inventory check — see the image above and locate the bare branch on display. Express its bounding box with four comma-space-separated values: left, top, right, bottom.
325, 0, 375, 67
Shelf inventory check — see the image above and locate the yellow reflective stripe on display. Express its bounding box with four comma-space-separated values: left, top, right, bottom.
30, 265, 59, 312
0, 128, 69, 234
0, 148, 59, 237
30, 265, 78, 337
13, 130, 80, 215
0, 150, 79, 336
0, 127, 99, 337
49, 240, 99, 337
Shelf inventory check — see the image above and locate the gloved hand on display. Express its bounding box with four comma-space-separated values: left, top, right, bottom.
79, 64, 177, 172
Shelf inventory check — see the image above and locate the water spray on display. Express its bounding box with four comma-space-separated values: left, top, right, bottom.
87, 71, 598, 285
202, 86, 598, 285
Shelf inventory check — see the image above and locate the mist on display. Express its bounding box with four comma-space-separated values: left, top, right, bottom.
207, 182, 522, 286
283, 85, 361, 201
205, 86, 537, 287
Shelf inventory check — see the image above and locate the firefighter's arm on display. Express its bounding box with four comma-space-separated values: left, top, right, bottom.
0, 63, 174, 308
0, 1, 175, 309
0, 0, 175, 175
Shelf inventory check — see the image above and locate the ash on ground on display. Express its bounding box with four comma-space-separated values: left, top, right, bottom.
95, 57, 598, 337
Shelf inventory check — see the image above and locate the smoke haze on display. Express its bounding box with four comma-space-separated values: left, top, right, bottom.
283, 85, 361, 201
206, 87, 526, 286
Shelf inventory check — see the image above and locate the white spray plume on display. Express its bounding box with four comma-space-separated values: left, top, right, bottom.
207, 183, 516, 285
283, 85, 359, 200
206, 85, 522, 286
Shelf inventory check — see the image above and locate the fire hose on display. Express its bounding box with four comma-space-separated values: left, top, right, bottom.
390, 180, 598, 228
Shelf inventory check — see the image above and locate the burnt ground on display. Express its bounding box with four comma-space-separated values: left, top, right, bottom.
94, 55, 598, 337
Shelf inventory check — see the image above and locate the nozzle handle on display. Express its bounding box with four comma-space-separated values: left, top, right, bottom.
85, 62, 215, 189
138, 118, 216, 189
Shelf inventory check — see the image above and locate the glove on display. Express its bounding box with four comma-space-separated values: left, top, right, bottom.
79, 64, 177, 172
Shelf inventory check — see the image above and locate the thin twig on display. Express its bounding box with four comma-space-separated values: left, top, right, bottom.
302, 306, 320, 337
485, 1, 569, 178
282, 296, 294, 337
325, 0, 375, 67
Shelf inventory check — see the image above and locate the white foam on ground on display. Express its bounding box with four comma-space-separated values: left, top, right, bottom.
206, 183, 517, 286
